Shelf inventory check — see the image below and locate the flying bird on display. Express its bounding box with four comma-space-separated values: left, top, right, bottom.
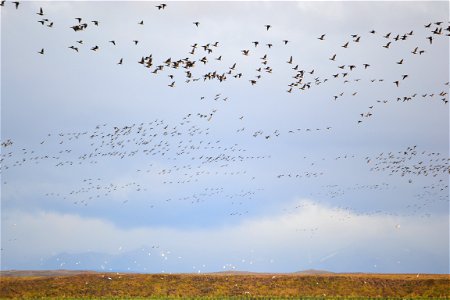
318, 34, 326, 40
329, 54, 336, 61
68, 46, 78, 52
12, 1, 19, 9
193, 21, 200, 27
38, 48, 44, 55
264, 24, 271, 31
36, 7, 44, 16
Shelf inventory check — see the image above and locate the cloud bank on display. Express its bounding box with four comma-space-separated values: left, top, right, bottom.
2, 199, 448, 273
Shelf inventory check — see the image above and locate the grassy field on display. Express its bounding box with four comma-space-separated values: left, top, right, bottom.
1, 272, 449, 299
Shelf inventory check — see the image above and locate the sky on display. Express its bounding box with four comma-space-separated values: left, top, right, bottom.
0, 1, 449, 274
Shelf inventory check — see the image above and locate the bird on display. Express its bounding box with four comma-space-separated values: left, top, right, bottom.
109, 40, 116, 46
383, 42, 391, 48
329, 54, 336, 61
36, 7, 44, 16
252, 41, 259, 47
318, 34, 326, 40
91, 20, 99, 26
394, 80, 399, 87
397, 59, 403, 64
156, 3, 167, 10
38, 48, 44, 55
68, 46, 78, 52
91, 45, 99, 51
117, 58, 123, 65
426, 36, 433, 44
283, 40, 289, 45
402, 74, 408, 80
168, 81, 175, 87
75, 17, 82, 23
0, 1, 5, 6
287, 56, 293, 64
138, 20, 144, 25
341, 42, 349, 48
133, 40, 139, 45
12, 1, 19, 9
193, 22, 200, 27
264, 25, 271, 31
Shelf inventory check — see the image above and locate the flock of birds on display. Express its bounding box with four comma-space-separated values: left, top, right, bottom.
13, 1, 448, 127
1, 1, 449, 272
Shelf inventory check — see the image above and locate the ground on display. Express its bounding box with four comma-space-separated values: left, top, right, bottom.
1, 271, 449, 299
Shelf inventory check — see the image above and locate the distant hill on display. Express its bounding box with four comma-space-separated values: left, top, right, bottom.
0, 270, 98, 277
294, 269, 335, 275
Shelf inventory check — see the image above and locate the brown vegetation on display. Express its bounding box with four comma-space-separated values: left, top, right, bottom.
1, 272, 449, 299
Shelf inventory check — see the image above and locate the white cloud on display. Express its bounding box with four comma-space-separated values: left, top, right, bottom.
2, 198, 448, 272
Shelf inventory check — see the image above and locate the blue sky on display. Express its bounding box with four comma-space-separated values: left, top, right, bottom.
1, 1, 449, 274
